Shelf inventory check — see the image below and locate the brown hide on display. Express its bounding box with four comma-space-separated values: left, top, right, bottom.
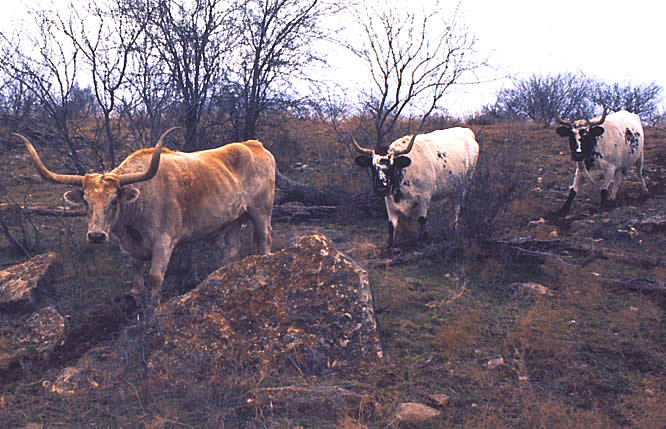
21, 134, 275, 305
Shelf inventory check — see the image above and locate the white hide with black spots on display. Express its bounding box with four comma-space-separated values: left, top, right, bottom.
387, 127, 478, 220
361, 128, 479, 246
556, 110, 647, 215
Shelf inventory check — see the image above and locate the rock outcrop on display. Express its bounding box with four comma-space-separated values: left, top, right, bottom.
0, 252, 57, 312
1, 306, 65, 370
48, 234, 383, 397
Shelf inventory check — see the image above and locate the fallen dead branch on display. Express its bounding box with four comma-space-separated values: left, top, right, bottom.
603, 277, 665, 293
491, 236, 663, 268
0, 204, 86, 218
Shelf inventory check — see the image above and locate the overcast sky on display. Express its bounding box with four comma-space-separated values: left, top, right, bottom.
454, 0, 666, 115
3, 0, 664, 116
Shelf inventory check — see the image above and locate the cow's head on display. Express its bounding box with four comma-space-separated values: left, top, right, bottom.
13, 128, 179, 244
555, 111, 607, 161
352, 135, 415, 196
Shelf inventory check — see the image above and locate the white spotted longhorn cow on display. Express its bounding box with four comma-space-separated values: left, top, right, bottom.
353, 128, 479, 247
555, 109, 648, 215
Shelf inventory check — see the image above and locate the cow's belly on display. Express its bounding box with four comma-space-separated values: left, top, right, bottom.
582, 166, 606, 183
178, 194, 247, 241
386, 192, 427, 219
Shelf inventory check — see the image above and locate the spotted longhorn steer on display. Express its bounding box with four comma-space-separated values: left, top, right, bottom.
353, 128, 479, 247
555, 110, 648, 216
14, 129, 276, 304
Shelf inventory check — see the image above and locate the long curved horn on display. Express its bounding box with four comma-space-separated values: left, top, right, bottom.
119, 127, 181, 186
351, 135, 374, 156
393, 134, 417, 156
12, 133, 84, 186
555, 113, 572, 127
589, 109, 608, 126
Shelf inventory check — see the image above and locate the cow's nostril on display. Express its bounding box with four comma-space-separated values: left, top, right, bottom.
87, 231, 107, 243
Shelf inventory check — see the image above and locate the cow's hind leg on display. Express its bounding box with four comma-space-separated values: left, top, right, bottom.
247, 207, 272, 255
636, 152, 648, 195
218, 220, 242, 262
416, 200, 430, 244
610, 168, 625, 201
599, 167, 616, 210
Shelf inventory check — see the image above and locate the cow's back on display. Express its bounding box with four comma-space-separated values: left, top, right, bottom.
115, 140, 275, 241
596, 110, 644, 167
393, 128, 478, 201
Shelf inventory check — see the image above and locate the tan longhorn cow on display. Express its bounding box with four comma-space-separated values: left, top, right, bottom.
13, 129, 276, 305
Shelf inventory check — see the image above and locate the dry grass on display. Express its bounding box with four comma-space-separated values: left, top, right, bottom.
1, 119, 664, 428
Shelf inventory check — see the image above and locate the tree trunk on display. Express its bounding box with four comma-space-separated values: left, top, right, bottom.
275, 170, 385, 216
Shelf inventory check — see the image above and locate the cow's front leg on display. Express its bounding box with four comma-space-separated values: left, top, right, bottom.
387, 220, 396, 248
559, 170, 584, 216
417, 216, 427, 243
558, 189, 576, 216
147, 236, 176, 306
129, 258, 145, 297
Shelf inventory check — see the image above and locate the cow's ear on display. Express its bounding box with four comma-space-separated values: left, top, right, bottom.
122, 186, 141, 203
63, 189, 84, 205
556, 126, 571, 137
590, 126, 604, 137
355, 155, 372, 168
394, 156, 411, 169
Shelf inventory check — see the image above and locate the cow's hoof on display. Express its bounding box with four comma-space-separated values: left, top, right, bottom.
113, 292, 138, 305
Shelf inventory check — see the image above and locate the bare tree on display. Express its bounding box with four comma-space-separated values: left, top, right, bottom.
54, 0, 149, 168
230, 0, 339, 141
119, 0, 174, 151
592, 81, 663, 124
0, 10, 88, 173
150, 0, 236, 151
497, 73, 594, 128
351, 0, 480, 150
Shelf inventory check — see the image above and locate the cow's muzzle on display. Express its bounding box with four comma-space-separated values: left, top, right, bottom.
87, 231, 109, 244
571, 152, 586, 162
373, 184, 390, 196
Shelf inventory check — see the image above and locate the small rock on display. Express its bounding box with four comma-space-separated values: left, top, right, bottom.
528, 218, 546, 226
429, 393, 450, 407
512, 282, 554, 296
548, 230, 558, 238
245, 385, 367, 419
46, 366, 99, 396
487, 357, 504, 369
405, 277, 425, 291
394, 402, 441, 425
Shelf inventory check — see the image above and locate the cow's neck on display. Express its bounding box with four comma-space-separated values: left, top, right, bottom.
581, 140, 603, 170
390, 168, 405, 202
